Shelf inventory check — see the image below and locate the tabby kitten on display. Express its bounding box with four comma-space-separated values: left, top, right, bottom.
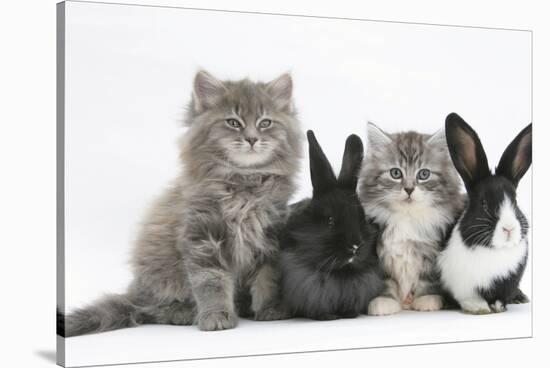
60, 71, 303, 335
358, 122, 463, 315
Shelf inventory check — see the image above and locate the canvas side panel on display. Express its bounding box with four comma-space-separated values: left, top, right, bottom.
56, 2, 66, 367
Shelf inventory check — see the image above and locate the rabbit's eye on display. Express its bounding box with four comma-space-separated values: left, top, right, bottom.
481, 199, 488, 211
390, 168, 403, 179
328, 216, 335, 227
417, 168, 431, 181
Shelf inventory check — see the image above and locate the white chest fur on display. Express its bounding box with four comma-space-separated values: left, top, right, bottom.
438, 227, 528, 300
377, 204, 453, 299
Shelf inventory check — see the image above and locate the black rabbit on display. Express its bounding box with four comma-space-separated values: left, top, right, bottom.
279, 130, 384, 320
438, 113, 532, 314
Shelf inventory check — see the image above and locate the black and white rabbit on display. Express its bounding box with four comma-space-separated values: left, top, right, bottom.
438, 113, 532, 314
279, 130, 384, 320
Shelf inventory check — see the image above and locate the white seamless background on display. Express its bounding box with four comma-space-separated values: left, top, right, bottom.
64, 2, 532, 310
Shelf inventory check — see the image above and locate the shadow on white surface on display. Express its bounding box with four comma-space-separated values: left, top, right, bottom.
34, 350, 56, 364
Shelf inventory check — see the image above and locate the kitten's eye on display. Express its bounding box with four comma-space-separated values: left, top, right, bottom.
328, 216, 335, 227
226, 119, 242, 129
390, 168, 402, 179
417, 169, 431, 181
258, 119, 273, 129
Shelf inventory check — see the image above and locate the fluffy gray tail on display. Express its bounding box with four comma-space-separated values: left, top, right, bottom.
58, 294, 144, 337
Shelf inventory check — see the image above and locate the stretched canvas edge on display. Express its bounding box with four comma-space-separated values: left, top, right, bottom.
56, 1, 534, 367
57, 1, 66, 367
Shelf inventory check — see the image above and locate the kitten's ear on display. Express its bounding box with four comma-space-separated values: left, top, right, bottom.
367, 122, 392, 152
193, 70, 226, 112
338, 134, 364, 190
266, 73, 293, 111
307, 130, 337, 197
427, 128, 446, 146
496, 123, 532, 187
445, 113, 491, 192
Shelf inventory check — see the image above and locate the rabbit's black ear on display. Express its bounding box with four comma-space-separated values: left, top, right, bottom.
496, 123, 532, 187
307, 130, 337, 197
338, 134, 364, 190
445, 113, 491, 192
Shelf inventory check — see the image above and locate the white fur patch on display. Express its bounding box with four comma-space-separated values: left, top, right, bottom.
411, 295, 443, 312
229, 148, 273, 167
490, 300, 506, 313
368, 296, 402, 316
492, 196, 522, 249
374, 202, 453, 300
460, 297, 491, 314
438, 227, 527, 304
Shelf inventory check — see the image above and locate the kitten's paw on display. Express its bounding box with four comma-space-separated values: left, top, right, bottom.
412, 295, 443, 312
403, 293, 414, 306
460, 299, 491, 315
254, 306, 291, 321
197, 311, 238, 331
368, 297, 402, 316
490, 300, 507, 313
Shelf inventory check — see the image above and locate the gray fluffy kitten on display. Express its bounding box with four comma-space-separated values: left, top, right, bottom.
358, 122, 463, 315
61, 71, 303, 335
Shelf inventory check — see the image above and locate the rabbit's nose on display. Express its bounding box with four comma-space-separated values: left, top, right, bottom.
502, 226, 515, 235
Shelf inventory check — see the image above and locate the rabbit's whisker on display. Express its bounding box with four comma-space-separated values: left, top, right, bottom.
483, 207, 498, 221
475, 217, 494, 224
463, 229, 491, 244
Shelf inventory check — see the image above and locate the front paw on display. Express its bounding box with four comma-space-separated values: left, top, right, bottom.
368, 296, 402, 316
490, 300, 507, 313
197, 311, 238, 331
254, 306, 291, 321
460, 299, 491, 315
412, 295, 443, 312
511, 289, 530, 304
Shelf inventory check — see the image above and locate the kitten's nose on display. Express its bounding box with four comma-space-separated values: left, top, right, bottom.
404, 187, 414, 196
245, 137, 258, 147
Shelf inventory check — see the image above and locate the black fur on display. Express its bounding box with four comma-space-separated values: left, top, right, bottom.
444, 113, 532, 308
279, 131, 384, 320
56, 308, 65, 337
477, 255, 528, 305
457, 178, 529, 249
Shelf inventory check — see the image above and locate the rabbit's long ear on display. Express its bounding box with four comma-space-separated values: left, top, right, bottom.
307, 130, 337, 197
445, 113, 491, 192
338, 134, 364, 190
496, 124, 532, 187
